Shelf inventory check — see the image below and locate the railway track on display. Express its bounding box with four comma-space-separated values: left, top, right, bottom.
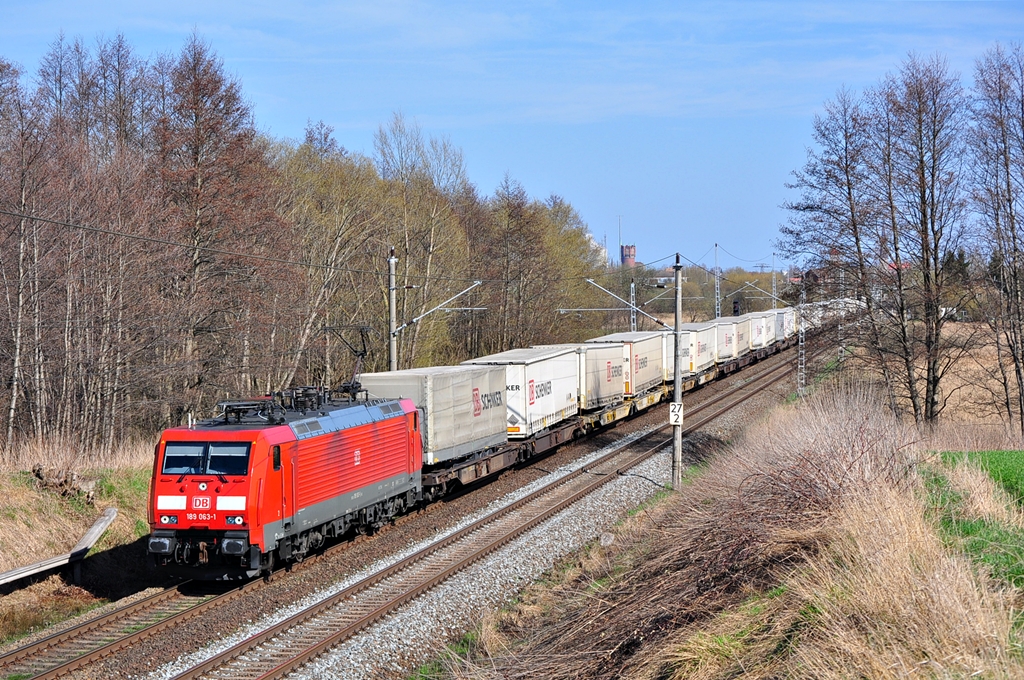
0, 539, 340, 679
170, 353, 804, 680
0, 347, 806, 680
0, 584, 220, 680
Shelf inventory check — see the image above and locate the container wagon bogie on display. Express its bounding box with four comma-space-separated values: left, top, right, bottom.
148, 301, 809, 580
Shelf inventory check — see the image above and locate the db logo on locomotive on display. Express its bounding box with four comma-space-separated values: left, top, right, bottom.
192, 496, 211, 510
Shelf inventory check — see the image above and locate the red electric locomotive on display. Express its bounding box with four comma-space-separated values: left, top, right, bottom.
147, 389, 422, 579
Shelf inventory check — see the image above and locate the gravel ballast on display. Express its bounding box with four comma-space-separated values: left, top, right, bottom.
147, 364, 796, 680
29, 346, 810, 680
148, 426, 666, 679
293, 449, 675, 679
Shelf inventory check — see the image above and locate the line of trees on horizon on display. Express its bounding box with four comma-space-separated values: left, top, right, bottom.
0, 32, 623, 458
781, 45, 1024, 429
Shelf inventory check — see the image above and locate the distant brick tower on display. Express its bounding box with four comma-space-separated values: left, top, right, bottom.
620, 244, 636, 268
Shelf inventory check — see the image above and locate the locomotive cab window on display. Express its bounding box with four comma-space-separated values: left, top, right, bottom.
162, 442, 205, 475
272, 445, 281, 471
207, 443, 250, 476
161, 442, 252, 476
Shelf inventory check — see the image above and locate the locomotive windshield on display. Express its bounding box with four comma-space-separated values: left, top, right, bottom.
162, 442, 251, 476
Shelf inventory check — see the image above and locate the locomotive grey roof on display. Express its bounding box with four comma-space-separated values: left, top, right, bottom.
289, 401, 406, 441
462, 346, 576, 365
186, 398, 406, 437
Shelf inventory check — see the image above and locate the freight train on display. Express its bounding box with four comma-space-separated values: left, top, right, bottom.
148, 306, 816, 579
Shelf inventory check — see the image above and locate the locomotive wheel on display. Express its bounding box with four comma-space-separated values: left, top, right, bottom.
262, 551, 275, 582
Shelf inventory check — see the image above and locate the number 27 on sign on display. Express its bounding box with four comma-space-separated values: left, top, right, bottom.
669, 402, 684, 426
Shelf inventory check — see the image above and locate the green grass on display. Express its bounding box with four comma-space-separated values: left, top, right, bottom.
408, 631, 478, 679
923, 466, 1024, 588
947, 451, 1024, 504
10, 471, 35, 489
94, 467, 151, 507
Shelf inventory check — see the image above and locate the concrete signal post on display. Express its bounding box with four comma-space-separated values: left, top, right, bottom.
672, 253, 684, 489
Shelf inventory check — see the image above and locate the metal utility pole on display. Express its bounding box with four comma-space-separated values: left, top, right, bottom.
629, 279, 637, 332
798, 282, 806, 396
771, 252, 777, 309
671, 254, 684, 489
838, 268, 844, 363
584, 279, 670, 329
388, 248, 398, 371
714, 243, 721, 318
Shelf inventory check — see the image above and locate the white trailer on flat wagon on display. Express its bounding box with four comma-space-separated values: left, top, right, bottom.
533, 343, 625, 411
359, 365, 508, 465
462, 347, 580, 439
585, 332, 664, 397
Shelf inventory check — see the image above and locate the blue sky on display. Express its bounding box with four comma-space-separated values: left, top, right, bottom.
3, 1, 1023, 272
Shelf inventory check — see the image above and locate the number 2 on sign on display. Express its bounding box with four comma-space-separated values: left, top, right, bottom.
669, 402, 684, 426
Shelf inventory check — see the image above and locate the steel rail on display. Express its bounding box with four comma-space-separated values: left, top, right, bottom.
3, 345, 810, 680
0, 533, 350, 680
0, 581, 259, 680
174, 351, 807, 680
0, 584, 187, 668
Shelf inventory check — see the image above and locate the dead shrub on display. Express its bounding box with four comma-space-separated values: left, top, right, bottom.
450, 383, 923, 679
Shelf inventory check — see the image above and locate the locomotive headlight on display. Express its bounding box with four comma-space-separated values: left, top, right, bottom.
226, 515, 245, 525
159, 515, 178, 525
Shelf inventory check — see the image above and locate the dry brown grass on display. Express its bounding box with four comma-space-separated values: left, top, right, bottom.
0, 477, 112, 574
784, 483, 1022, 678
944, 458, 1024, 529
0, 436, 154, 474
0, 575, 98, 643
0, 437, 155, 574
843, 321, 1024, 427
0, 437, 161, 643
443, 383, 1024, 679
921, 420, 1024, 454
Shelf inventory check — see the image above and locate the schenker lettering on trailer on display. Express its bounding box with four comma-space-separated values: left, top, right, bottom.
471, 387, 504, 417
606, 361, 623, 381
528, 379, 552, 405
